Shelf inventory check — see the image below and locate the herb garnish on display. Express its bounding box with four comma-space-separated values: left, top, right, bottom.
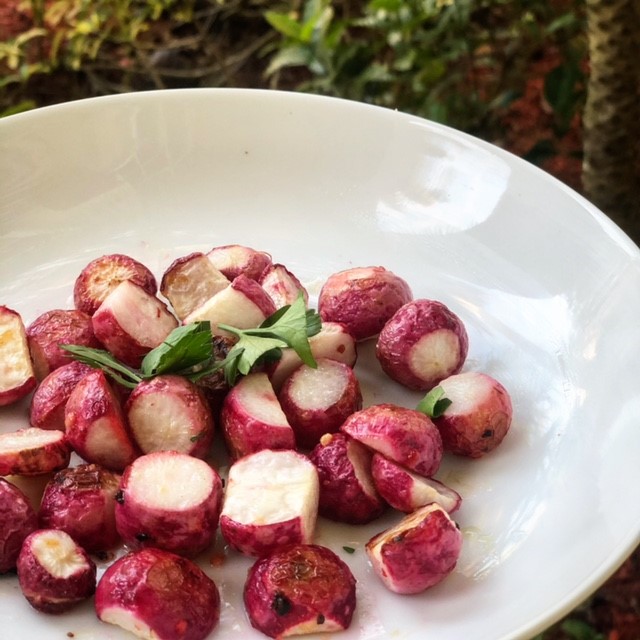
416, 385, 452, 418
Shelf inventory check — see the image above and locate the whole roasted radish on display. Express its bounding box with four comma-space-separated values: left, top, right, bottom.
0, 305, 37, 406
0, 478, 38, 573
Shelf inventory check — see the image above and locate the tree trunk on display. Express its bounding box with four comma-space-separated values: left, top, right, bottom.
582, 0, 640, 242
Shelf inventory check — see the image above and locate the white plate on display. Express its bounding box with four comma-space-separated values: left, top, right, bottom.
1, 89, 639, 640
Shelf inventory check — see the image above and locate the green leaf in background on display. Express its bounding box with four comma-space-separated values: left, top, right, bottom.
265, 11, 303, 39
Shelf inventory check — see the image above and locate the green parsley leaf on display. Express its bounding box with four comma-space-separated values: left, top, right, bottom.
342, 546, 356, 554
416, 386, 452, 418
59, 344, 142, 389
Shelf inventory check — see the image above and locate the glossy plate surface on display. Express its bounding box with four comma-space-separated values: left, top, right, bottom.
1, 89, 639, 640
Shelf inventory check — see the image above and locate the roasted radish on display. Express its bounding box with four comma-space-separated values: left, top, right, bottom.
17, 528, 96, 613
207, 244, 272, 281
95, 547, 220, 640
115, 451, 223, 557
318, 266, 412, 341
0, 478, 38, 573
0, 427, 71, 476
73, 253, 157, 316
0, 306, 37, 406
2, 473, 53, 511
39, 463, 122, 553
220, 449, 319, 557
259, 263, 309, 308
376, 298, 469, 391
244, 544, 356, 639
341, 403, 443, 478
309, 433, 385, 525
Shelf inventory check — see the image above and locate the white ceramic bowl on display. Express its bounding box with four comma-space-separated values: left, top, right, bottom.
1, 89, 639, 640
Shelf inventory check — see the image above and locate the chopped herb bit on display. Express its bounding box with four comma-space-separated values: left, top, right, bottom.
416, 386, 452, 418
342, 546, 356, 554
114, 490, 124, 505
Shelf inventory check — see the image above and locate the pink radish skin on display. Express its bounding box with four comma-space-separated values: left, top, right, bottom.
278, 358, 362, 450
39, 464, 122, 553
309, 433, 386, 525
160, 252, 230, 321
244, 544, 356, 639
95, 547, 220, 640
0, 306, 37, 406
64, 369, 138, 472
433, 371, 513, 458
207, 244, 272, 281
0, 478, 38, 573
125, 375, 214, 459
0, 428, 71, 476
92, 280, 178, 368
318, 266, 413, 341
17, 529, 96, 613
376, 299, 469, 391
366, 504, 462, 594
220, 372, 295, 460
27, 309, 100, 380
220, 449, 319, 557
259, 263, 309, 308
73, 253, 157, 316
29, 361, 92, 431
370, 453, 462, 514
115, 451, 223, 558
341, 403, 443, 478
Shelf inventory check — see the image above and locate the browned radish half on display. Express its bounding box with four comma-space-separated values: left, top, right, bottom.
220, 372, 295, 460
27, 309, 100, 380
39, 463, 122, 553
341, 403, 443, 478
115, 451, 223, 557
259, 263, 309, 308
125, 375, 214, 459
64, 369, 138, 472
220, 449, 319, 557
279, 358, 362, 450
370, 453, 461, 514
0, 478, 38, 573
95, 547, 220, 640
183, 274, 276, 337
207, 244, 272, 281
433, 371, 513, 458
0, 305, 37, 405
91, 280, 178, 368
73, 253, 157, 316
309, 433, 386, 525
17, 528, 96, 613
29, 361, 92, 431
0, 428, 71, 476
318, 266, 412, 341
366, 503, 462, 594
160, 252, 230, 321
244, 544, 356, 639
376, 298, 469, 391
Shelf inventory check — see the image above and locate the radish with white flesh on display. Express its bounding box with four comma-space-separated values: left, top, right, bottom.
0, 428, 71, 476
3, 473, 53, 511
29, 361, 92, 431
220, 372, 295, 460
92, 280, 179, 368
220, 449, 319, 557
0, 305, 37, 406
309, 433, 385, 525
125, 375, 214, 458
64, 369, 138, 472
269, 321, 358, 391
376, 298, 469, 391
341, 403, 443, 478
160, 252, 230, 321
183, 274, 276, 337
259, 263, 309, 308
17, 528, 96, 613
279, 358, 362, 450
366, 503, 462, 594
244, 544, 356, 639
95, 547, 220, 640
115, 451, 223, 557
39, 463, 122, 553
318, 266, 413, 341
370, 453, 461, 514
207, 244, 272, 281
433, 371, 513, 458
0, 478, 38, 573
27, 309, 100, 380
73, 253, 157, 316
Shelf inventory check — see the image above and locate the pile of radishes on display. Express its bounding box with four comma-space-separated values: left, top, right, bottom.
0, 244, 513, 640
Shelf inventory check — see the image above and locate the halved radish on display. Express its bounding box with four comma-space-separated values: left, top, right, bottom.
207, 244, 272, 281
0, 428, 71, 476
0, 478, 38, 573
115, 451, 223, 557
220, 449, 319, 557
0, 305, 37, 406
259, 263, 309, 308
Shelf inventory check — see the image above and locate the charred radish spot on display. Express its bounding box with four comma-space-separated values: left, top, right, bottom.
115, 490, 125, 504
392, 533, 406, 543
67, 633, 75, 638
317, 614, 325, 625
272, 592, 292, 616
135, 532, 150, 542
482, 429, 494, 438
190, 432, 203, 443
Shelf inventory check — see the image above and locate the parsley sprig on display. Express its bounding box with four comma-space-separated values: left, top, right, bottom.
416, 385, 452, 418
